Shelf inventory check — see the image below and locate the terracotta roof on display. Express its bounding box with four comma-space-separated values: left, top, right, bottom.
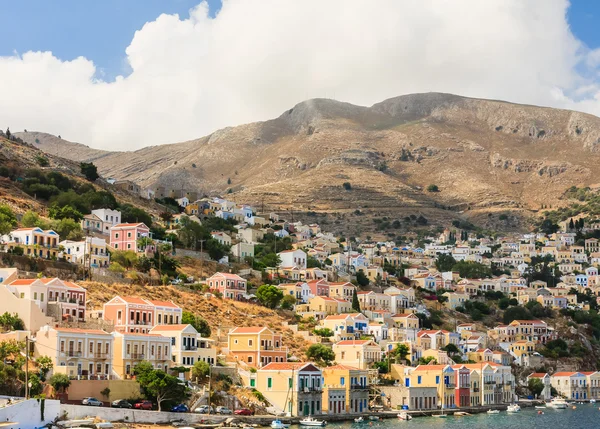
260, 362, 317, 371
324, 315, 352, 320
393, 313, 416, 318
112, 223, 148, 228
528, 373, 549, 378
119, 296, 151, 305
324, 364, 360, 370
229, 327, 268, 334
8, 279, 40, 286
63, 281, 85, 290
413, 365, 450, 371
149, 324, 192, 332
209, 272, 245, 281
552, 372, 579, 377
335, 340, 373, 346
147, 300, 180, 308
580, 371, 597, 376
55, 327, 110, 335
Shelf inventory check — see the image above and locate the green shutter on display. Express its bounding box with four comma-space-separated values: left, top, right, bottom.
268, 377, 272, 388
250, 379, 255, 387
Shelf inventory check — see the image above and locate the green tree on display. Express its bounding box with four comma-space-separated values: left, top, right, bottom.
352, 290, 361, 312
313, 328, 334, 338
191, 361, 210, 381
48, 204, 84, 222
80, 162, 99, 181
427, 184, 439, 192
50, 218, 83, 239
0, 205, 17, 235
418, 356, 437, 365
528, 378, 545, 397
391, 343, 410, 363
48, 373, 71, 392
280, 294, 297, 310
110, 250, 138, 270
0, 313, 24, 331
120, 204, 152, 227
306, 256, 322, 268
435, 254, 457, 272
451, 261, 492, 279
256, 284, 284, 309
36, 355, 53, 381
503, 305, 532, 325
181, 312, 211, 337
355, 270, 369, 287
442, 343, 460, 355
21, 210, 47, 228
306, 344, 336, 366
134, 365, 188, 412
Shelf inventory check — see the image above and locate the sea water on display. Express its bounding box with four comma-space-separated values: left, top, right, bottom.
318, 404, 600, 429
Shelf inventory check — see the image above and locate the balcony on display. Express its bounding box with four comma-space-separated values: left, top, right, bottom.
473, 387, 480, 392
64, 351, 82, 358
130, 353, 145, 360
156, 355, 169, 361
182, 345, 197, 351
130, 320, 151, 326
92, 353, 109, 359
299, 387, 322, 394
351, 384, 368, 390
445, 383, 456, 389
484, 381, 497, 385
79, 301, 85, 306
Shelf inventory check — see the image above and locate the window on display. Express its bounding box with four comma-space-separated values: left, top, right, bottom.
115, 233, 119, 239
340, 377, 345, 386
127, 344, 131, 355
40, 293, 44, 302
34, 292, 37, 300
289, 377, 293, 388
250, 379, 256, 387
249, 339, 253, 346
248, 356, 253, 363
89, 342, 94, 353
267, 377, 272, 389
20, 293, 24, 299
436, 376, 440, 384
105, 343, 109, 354
60, 341, 65, 352
171, 337, 176, 346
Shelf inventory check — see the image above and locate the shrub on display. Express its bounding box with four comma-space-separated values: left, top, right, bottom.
35, 156, 49, 167
342, 182, 352, 191
427, 184, 439, 192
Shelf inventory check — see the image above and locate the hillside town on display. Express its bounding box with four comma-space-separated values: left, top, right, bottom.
1, 192, 600, 423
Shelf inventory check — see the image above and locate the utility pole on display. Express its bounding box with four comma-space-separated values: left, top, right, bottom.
25, 336, 29, 399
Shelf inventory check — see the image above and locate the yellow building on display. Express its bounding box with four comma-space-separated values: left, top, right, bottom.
509, 340, 535, 364
443, 292, 469, 310
112, 332, 172, 379
308, 296, 352, 315
332, 340, 381, 369
35, 326, 113, 379
255, 362, 324, 416
410, 365, 457, 408
322, 365, 369, 414
150, 324, 216, 369
228, 327, 287, 367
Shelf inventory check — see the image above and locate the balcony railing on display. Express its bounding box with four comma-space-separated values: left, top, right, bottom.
351, 384, 368, 390
130, 353, 145, 359
130, 320, 151, 325
64, 351, 82, 357
299, 387, 322, 393
182, 345, 197, 351
445, 383, 456, 389
473, 387, 480, 392
92, 353, 109, 359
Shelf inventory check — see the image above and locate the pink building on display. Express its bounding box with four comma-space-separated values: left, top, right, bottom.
207, 272, 247, 299
109, 223, 150, 251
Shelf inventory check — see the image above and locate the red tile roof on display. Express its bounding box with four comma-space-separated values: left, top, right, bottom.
147, 300, 180, 308
229, 327, 268, 334
335, 340, 373, 346
149, 324, 192, 332
552, 372, 578, 377
261, 362, 319, 371
55, 328, 110, 335
324, 364, 360, 371
528, 373, 548, 378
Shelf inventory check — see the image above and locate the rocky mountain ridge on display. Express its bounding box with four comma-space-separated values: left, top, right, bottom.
16, 92, 600, 233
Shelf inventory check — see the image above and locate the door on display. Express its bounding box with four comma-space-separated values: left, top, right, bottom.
303, 402, 309, 416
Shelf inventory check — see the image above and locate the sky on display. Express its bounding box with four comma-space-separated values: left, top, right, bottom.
1, 0, 600, 151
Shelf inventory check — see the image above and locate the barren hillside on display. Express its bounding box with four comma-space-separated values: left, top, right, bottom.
18, 92, 600, 232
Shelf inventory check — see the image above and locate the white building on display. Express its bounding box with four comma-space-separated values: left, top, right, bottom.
278, 249, 307, 269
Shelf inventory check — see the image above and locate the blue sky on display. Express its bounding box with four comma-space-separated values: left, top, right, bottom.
0, 0, 222, 79
1, 0, 596, 81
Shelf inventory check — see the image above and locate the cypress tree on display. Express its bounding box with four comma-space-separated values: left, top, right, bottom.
352, 290, 361, 313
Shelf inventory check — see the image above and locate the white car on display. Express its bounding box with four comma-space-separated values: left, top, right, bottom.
216, 406, 232, 415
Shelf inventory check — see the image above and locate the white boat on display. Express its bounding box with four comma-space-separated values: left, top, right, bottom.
397, 412, 412, 421
507, 404, 521, 413
535, 406, 546, 409
547, 398, 568, 409
433, 413, 447, 418
368, 416, 380, 421
591, 399, 596, 404
299, 417, 327, 427
354, 417, 365, 423
487, 409, 500, 414
271, 420, 290, 429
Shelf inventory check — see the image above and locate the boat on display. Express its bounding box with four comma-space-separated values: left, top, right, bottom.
547, 398, 568, 409
354, 417, 365, 423
368, 416, 380, 421
397, 412, 412, 421
507, 404, 521, 413
271, 420, 290, 429
591, 399, 596, 404
299, 417, 327, 427
535, 406, 546, 409
487, 410, 500, 414
433, 413, 447, 418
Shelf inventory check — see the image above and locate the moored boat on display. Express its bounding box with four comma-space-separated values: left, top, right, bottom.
487, 409, 500, 414
271, 420, 290, 429
397, 412, 412, 421
507, 404, 521, 413
299, 417, 327, 427
354, 417, 365, 423
547, 398, 568, 409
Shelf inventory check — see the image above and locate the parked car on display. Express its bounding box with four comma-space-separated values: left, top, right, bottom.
134, 400, 153, 410
171, 404, 189, 413
111, 399, 132, 409
82, 397, 103, 406
194, 405, 214, 414
234, 408, 254, 416
216, 406, 232, 415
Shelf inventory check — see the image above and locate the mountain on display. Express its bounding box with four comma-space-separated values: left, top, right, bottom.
17, 92, 600, 233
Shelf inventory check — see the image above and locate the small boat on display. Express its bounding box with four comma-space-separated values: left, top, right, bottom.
547, 398, 568, 409
368, 416, 380, 421
271, 420, 290, 429
591, 399, 596, 404
354, 417, 365, 423
487, 410, 500, 415
535, 406, 546, 409
507, 404, 521, 413
397, 412, 412, 421
299, 417, 327, 427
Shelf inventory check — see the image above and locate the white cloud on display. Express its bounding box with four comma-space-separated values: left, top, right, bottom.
1, 0, 600, 150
